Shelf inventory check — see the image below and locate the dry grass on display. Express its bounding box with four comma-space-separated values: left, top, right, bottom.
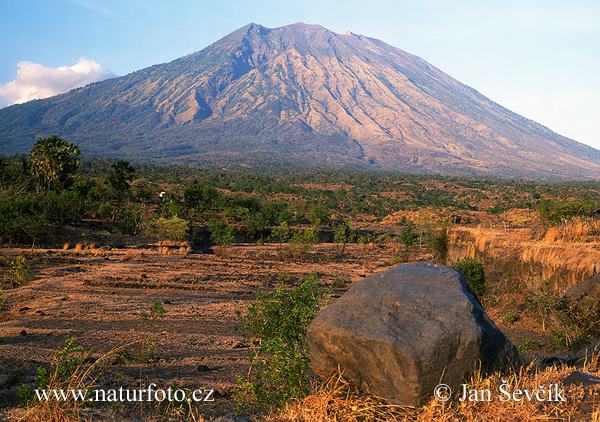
119, 250, 135, 262
275, 350, 600, 422
62, 243, 70, 251
73, 243, 83, 254
449, 218, 600, 292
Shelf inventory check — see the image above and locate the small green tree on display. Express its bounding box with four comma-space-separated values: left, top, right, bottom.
399, 222, 419, 259
28, 135, 81, 191
106, 160, 135, 202
209, 218, 236, 254
235, 274, 328, 410
5, 255, 33, 287
333, 218, 354, 254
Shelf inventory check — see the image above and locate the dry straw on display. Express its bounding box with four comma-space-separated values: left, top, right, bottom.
275, 351, 600, 422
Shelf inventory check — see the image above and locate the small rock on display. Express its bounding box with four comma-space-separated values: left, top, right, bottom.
163, 299, 172, 304
19, 330, 28, 336
562, 371, 600, 386
211, 416, 254, 422
197, 364, 211, 372
19, 307, 31, 313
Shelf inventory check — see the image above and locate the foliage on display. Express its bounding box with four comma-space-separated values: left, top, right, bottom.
308, 204, 330, 226
0, 196, 44, 244
28, 135, 81, 191
333, 218, 354, 254
270, 222, 293, 243
453, 257, 486, 298
131, 178, 153, 199
5, 255, 33, 287
209, 218, 236, 251
138, 300, 166, 362
106, 159, 135, 200
235, 274, 329, 410
20, 336, 87, 405
528, 282, 556, 331
501, 310, 520, 324
142, 216, 189, 241
183, 183, 221, 210
537, 199, 593, 226
517, 338, 545, 353
399, 222, 419, 251
529, 283, 600, 349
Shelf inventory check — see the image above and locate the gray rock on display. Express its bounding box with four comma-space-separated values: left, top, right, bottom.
561, 273, 600, 303
211, 416, 254, 422
307, 262, 519, 407
562, 371, 600, 386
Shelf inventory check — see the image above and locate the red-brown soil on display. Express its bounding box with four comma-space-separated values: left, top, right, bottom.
0, 228, 594, 420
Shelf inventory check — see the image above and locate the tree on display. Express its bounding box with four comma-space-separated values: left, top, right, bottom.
28, 135, 81, 191
399, 222, 419, 258
333, 218, 354, 254
106, 160, 135, 202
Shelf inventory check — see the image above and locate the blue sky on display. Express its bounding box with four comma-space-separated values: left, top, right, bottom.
1, 0, 598, 150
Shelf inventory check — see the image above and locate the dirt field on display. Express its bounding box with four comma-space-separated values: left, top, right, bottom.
0, 227, 593, 421
0, 232, 407, 420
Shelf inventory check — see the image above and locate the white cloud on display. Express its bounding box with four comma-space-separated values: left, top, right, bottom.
0, 58, 115, 107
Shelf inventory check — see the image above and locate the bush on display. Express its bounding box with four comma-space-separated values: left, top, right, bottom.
0, 196, 44, 244
530, 284, 600, 349
537, 199, 593, 226
5, 255, 33, 287
19, 336, 87, 405
235, 274, 329, 410
208, 218, 236, 249
501, 310, 519, 324
142, 216, 189, 241
453, 257, 485, 297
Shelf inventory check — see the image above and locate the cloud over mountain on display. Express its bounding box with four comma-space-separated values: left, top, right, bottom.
0, 58, 114, 107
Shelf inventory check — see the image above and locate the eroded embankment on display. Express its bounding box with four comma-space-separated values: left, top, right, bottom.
447, 227, 600, 294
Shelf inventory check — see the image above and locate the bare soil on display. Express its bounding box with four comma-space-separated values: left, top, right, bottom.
0, 231, 405, 420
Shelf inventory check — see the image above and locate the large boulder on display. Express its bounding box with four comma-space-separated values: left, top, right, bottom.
307, 262, 519, 407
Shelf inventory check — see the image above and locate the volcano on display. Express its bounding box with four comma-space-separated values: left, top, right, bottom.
1, 22, 599, 180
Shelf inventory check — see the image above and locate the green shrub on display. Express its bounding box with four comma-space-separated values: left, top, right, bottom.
235, 273, 328, 410
537, 199, 593, 226
208, 218, 236, 249
5, 255, 33, 287
454, 257, 485, 297
269, 222, 293, 243
529, 283, 600, 349
143, 216, 189, 241
501, 310, 519, 324
19, 336, 86, 405
0, 196, 44, 244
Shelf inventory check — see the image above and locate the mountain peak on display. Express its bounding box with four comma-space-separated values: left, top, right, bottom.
1, 23, 599, 180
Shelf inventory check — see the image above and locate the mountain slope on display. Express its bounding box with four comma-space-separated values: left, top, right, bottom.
1, 22, 599, 180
